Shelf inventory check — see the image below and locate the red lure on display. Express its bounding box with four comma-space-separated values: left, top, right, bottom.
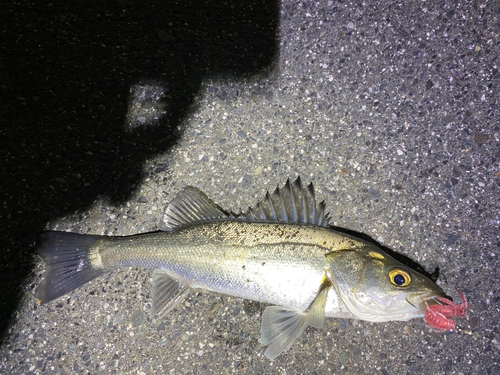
425, 289, 468, 331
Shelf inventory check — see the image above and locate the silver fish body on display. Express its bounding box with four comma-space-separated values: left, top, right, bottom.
86, 222, 362, 317
38, 177, 448, 359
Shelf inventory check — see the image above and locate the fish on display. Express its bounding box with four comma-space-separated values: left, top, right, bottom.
37, 177, 449, 359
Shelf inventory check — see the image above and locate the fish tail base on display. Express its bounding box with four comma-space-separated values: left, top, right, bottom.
37, 231, 106, 303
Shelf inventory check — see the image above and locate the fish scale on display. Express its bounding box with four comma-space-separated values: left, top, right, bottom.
37, 177, 448, 359
97, 222, 333, 311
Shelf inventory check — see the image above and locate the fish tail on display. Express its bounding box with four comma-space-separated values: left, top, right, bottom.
37, 231, 106, 304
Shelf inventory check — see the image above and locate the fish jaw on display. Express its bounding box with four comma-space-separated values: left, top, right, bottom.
407, 289, 452, 313
332, 287, 451, 323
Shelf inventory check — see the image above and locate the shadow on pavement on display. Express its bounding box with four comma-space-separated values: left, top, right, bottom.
0, 0, 280, 339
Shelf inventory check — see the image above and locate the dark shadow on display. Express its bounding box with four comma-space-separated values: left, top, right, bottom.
0, 0, 279, 339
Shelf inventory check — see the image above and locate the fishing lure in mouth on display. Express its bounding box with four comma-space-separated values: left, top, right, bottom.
425, 288, 468, 331
425, 289, 498, 348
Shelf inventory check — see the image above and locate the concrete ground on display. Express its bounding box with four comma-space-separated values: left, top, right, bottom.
1, 0, 499, 374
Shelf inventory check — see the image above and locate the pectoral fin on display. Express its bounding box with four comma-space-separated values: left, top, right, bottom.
260, 282, 331, 360
305, 286, 329, 329
152, 270, 190, 318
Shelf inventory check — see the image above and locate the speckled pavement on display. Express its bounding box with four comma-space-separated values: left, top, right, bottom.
1, 0, 499, 374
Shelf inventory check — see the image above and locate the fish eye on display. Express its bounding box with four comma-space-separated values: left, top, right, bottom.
389, 269, 411, 287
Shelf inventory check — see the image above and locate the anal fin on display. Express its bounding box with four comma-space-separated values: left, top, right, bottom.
152, 270, 190, 318
260, 278, 331, 359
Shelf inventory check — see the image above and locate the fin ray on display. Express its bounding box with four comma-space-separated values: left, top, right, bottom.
237, 177, 330, 227
152, 270, 190, 317
160, 187, 228, 230
306, 183, 315, 223
259, 277, 332, 358
37, 231, 106, 303
285, 178, 297, 221
305, 286, 329, 329
274, 186, 288, 222
260, 306, 308, 360
161, 177, 330, 230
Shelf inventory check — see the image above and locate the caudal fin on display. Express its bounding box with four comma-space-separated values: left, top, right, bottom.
37, 231, 106, 303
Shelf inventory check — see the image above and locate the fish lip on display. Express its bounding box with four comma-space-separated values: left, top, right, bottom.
408, 291, 451, 311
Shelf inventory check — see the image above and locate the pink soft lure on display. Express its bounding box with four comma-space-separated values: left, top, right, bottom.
425, 288, 468, 331
425, 289, 500, 348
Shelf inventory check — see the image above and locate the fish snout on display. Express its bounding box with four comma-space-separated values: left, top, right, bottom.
408, 290, 451, 312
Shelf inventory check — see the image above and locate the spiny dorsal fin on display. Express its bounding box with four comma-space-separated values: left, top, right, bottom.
160, 177, 330, 231
234, 177, 330, 227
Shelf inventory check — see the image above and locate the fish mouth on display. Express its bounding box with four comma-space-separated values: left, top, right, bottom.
407, 290, 451, 312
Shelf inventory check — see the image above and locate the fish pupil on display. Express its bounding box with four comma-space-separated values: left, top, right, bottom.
393, 274, 406, 286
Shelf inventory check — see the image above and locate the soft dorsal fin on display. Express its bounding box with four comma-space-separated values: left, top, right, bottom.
235, 177, 330, 227
160, 177, 330, 231
159, 187, 228, 230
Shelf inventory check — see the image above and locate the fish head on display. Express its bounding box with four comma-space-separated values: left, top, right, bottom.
326, 246, 449, 322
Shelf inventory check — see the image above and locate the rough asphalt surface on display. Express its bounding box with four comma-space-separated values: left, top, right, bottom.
1, 0, 499, 374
